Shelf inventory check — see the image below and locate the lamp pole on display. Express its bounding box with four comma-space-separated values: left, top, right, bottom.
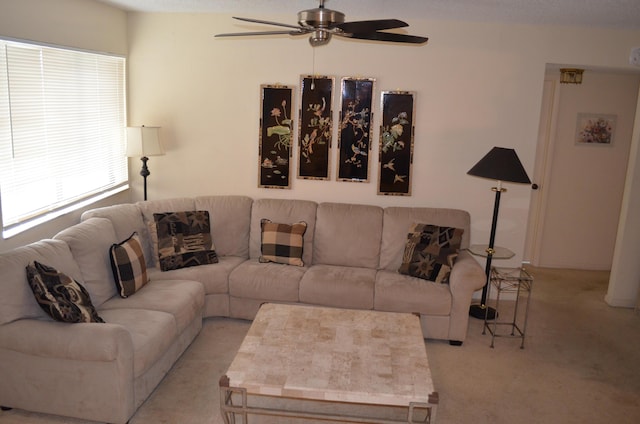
470, 183, 505, 320
140, 156, 150, 201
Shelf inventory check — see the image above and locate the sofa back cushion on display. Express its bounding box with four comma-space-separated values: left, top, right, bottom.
379, 207, 471, 271
0, 239, 83, 325
195, 195, 253, 258
313, 202, 383, 269
137, 198, 196, 267
249, 199, 317, 266
54, 217, 119, 307
81, 203, 148, 264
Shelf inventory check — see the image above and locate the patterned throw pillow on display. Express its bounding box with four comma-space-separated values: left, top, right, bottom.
259, 219, 307, 266
109, 232, 149, 298
398, 223, 464, 284
25, 261, 104, 323
153, 210, 218, 271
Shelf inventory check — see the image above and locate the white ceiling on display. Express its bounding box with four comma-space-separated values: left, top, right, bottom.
96, 0, 640, 29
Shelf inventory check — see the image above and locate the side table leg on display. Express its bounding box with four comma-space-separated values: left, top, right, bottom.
482, 279, 491, 336
520, 282, 533, 349
511, 280, 522, 336
490, 280, 502, 348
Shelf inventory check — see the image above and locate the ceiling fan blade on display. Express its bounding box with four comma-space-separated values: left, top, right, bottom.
215, 30, 305, 38
335, 19, 408, 33
232, 16, 303, 31
344, 31, 428, 44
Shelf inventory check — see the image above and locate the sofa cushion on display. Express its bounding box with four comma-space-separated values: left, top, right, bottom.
98, 308, 177, 378
229, 259, 304, 302
375, 270, 452, 315
26, 261, 104, 323
194, 195, 253, 258
81, 203, 147, 254
299, 264, 376, 309
0, 240, 84, 325
100, 279, 204, 333
109, 232, 149, 297
53, 217, 119, 308
249, 199, 317, 266
258, 219, 307, 266
153, 210, 218, 271
398, 223, 464, 284
380, 207, 471, 271
313, 202, 383, 268
148, 255, 243, 295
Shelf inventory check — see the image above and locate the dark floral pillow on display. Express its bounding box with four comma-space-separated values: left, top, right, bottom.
153, 210, 218, 271
398, 223, 464, 284
26, 261, 104, 323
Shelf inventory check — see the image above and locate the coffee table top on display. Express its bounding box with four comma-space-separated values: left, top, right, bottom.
224, 303, 436, 407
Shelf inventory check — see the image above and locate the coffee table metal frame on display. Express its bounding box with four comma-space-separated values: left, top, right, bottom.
219, 303, 438, 423
219, 376, 436, 423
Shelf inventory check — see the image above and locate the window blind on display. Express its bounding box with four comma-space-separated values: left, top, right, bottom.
0, 39, 127, 235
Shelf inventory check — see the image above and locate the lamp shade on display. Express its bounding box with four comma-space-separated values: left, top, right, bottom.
467, 147, 531, 184
126, 126, 164, 157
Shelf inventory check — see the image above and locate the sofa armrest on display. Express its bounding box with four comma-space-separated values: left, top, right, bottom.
449, 250, 486, 295
0, 319, 133, 362
446, 250, 486, 342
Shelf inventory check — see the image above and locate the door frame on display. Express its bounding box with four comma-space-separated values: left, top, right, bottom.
524, 75, 560, 266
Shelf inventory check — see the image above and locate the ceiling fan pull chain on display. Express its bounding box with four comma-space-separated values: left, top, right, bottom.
311, 47, 316, 90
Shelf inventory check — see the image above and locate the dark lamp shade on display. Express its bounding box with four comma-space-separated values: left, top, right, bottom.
467, 147, 531, 184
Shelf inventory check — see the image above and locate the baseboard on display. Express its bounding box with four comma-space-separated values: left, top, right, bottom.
604, 293, 638, 308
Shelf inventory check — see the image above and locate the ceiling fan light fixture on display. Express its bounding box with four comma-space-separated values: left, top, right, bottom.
309, 30, 331, 46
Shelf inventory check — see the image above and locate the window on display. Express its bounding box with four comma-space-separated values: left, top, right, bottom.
0, 39, 127, 237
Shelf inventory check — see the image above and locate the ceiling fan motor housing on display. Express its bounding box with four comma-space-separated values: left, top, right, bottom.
299, 5, 345, 46
298, 7, 345, 29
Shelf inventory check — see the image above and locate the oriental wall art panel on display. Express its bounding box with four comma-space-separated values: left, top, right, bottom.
378, 91, 415, 196
337, 77, 375, 182
298, 75, 334, 180
259, 84, 293, 189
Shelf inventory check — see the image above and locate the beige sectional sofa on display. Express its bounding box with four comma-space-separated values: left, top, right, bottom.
0, 195, 485, 423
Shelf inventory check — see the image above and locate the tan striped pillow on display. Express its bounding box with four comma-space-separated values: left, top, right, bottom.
109, 232, 149, 297
259, 219, 307, 266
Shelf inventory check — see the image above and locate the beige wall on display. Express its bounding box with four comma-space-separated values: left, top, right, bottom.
0, 0, 129, 252
126, 13, 640, 266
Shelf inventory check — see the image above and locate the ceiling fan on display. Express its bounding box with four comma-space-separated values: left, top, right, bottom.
215, 0, 428, 47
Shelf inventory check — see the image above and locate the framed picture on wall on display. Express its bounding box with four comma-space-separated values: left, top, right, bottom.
298, 75, 334, 180
258, 84, 293, 189
378, 90, 416, 196
575, 113, 616, 145
337, 77, 375, 182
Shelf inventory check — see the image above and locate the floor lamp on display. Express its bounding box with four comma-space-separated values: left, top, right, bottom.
467, 147, 531, 320
126, 126, 164, 201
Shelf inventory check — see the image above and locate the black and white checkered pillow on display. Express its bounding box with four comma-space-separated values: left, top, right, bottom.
109, 232, 149, 297
259, 219, 307, 266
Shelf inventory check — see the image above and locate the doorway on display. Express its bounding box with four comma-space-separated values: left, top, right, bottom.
525, 66, 640, 270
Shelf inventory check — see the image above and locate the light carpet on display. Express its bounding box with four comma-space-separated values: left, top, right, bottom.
1, 266, 639, 423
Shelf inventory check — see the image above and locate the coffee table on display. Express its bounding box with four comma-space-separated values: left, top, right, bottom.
219, 303, 438, 423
